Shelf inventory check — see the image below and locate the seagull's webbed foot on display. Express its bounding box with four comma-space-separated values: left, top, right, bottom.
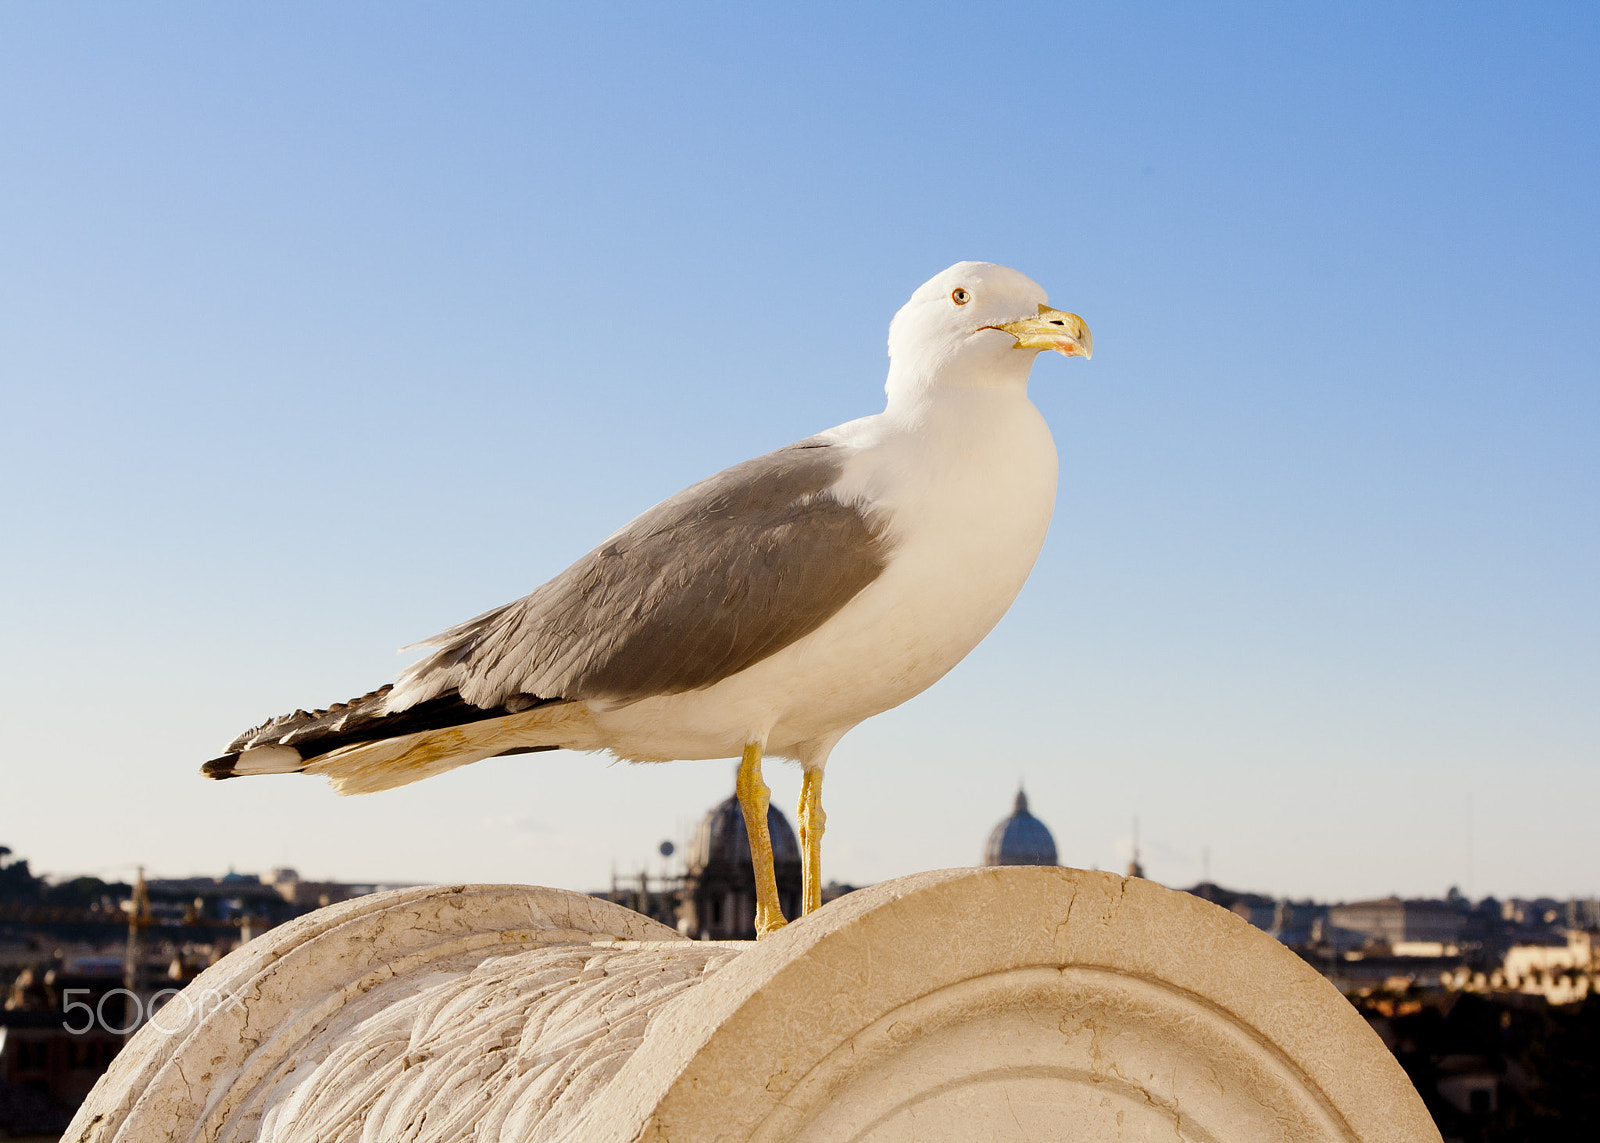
798, 768, 826, 915
737, 742, 788, 938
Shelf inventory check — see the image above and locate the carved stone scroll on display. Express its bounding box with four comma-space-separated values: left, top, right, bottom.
66, 868, 1439, 1143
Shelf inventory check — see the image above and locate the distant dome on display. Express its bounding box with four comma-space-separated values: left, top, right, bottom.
682, 791, 802, 940
687, 795, 800, 872
983, 789, 1058, 867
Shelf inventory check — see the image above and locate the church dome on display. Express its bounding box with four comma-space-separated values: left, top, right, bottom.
983, 788, 1058, 867
687, 795, 801, 872
682, 790, 803, 940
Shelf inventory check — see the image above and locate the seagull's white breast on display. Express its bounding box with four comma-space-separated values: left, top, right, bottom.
589, 385, 1058, 763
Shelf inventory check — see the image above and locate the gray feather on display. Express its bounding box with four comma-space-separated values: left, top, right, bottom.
394, 437, 891, 709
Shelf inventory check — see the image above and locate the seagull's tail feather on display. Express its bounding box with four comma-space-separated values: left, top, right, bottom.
202, 686, 598, 795
302, 702, 595, 795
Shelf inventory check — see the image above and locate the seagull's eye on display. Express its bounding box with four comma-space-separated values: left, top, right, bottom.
951, 288, 971, 305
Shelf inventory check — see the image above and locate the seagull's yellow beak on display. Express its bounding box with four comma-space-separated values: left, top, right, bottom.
986, 305, 1093, 359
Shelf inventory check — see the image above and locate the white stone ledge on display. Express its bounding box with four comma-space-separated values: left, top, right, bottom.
65, 868, 1440, 1143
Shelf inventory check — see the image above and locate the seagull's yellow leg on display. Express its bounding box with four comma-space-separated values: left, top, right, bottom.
798, 768, 826, 915
737, 742, 787, 937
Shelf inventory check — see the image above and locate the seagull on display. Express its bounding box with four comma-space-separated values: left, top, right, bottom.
204, 262, 1091, 936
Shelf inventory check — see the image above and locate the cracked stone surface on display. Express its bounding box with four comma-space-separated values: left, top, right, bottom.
64, 870, 1440, 1142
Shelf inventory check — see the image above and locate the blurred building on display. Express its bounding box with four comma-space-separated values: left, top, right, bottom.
1326, 898, 1465, 949
1500, 928, 1593, 1005
678, 794, 802, 940
982, 788, 1057, 866
1, 959, 125, 1136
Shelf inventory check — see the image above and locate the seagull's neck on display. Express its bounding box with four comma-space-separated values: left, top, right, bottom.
830, 353, 1058, 540
881, 350, 1040, 428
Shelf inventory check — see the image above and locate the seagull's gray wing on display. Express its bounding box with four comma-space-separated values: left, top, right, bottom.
392, 437, 891, 710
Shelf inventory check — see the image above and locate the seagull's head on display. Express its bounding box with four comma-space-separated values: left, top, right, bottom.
886, 261, 1091, 398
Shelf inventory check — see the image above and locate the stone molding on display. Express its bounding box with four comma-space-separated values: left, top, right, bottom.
65, 868, 1440, 1142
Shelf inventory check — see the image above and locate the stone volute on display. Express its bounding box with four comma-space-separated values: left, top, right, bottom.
65, 867, 1440, 1143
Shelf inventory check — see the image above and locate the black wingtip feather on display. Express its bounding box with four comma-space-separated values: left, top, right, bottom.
201, 753, 240, 780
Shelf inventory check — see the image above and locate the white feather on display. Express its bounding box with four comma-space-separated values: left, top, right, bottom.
233, 744, 304, 776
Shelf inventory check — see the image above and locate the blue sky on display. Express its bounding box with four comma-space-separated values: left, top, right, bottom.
2, 3, 1595, 902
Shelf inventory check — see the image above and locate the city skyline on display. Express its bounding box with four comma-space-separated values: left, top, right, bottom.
0, 779, 1571, 910
2, 4, 1596, 902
